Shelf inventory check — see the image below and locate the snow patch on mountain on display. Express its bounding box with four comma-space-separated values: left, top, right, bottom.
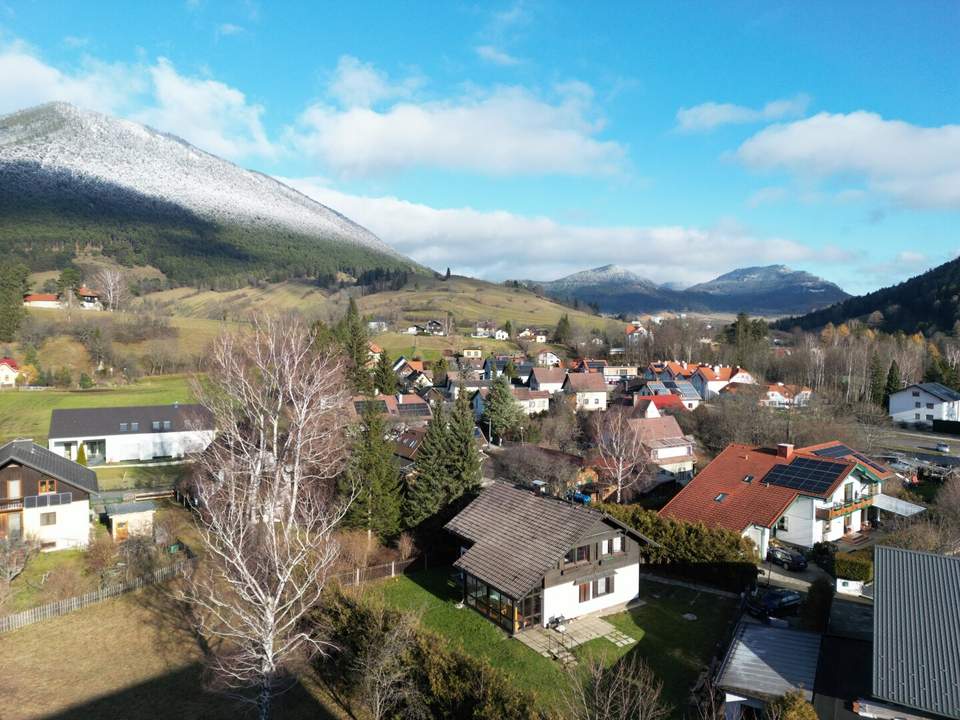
0, 102, 403, 258
546, 264, 657, 289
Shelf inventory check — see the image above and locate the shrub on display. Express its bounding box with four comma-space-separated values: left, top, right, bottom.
397, 532, 416, 561
800, 577, 834, 632
834, 551, 873, 582
42, 564, 85, 602
768, 689, 818, 720
339, 529, 379, 569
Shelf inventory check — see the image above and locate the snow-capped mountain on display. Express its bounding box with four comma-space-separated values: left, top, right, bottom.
0, 102, 414, 282
529, 263, 849, 315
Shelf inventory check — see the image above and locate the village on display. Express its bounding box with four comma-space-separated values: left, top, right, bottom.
1, 285, 958, 720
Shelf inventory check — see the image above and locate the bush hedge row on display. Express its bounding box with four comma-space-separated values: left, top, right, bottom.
834, 551, 874, 582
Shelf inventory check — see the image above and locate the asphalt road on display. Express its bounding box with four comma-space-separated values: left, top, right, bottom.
878, 427, 960, 466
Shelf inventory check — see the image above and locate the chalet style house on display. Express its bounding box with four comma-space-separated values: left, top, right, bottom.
0, 440, 98, 550
445, 482, 654, 635
660, 441, 923, 557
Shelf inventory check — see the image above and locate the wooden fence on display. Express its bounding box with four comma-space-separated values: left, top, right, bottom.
0, 555, 425, 634
0, 560, 189, 634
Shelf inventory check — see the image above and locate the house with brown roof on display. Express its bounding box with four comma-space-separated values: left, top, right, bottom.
529, 367, 567, 395
562, 372, 608, 411
660, 441, 922, 557
445, 482, 656, 634
691, 364, 755, 399
471, 387, 550, 419
761, 383, 812, 408
628, 416, 695, 484
350, 394, 433, 425
23, 293, 62, 309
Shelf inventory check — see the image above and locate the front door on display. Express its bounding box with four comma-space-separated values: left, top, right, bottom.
517, 592, 542, 630
0, 511, 22, 540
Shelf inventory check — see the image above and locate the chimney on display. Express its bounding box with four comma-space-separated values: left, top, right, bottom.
396, 393, 403, 404
777, 443, 794, 460
713, 365, 721, 374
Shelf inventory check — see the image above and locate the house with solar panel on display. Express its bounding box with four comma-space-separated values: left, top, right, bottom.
445, 482, 656, 634
660, 441, 924, 557
888, 382, 960, 427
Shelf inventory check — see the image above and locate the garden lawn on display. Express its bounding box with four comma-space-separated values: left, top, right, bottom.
0, 374, 194, 444
378, 569, 739, 716
94, 462, 188, 491
6, 547, 96, 611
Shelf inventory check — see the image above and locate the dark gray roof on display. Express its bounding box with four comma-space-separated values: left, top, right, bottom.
912, 382, 960, 403
445, 482, 652, 599
873, 546, 960, 719
0, 439, 98, 493
106, 500, 156, 516
717, 623, 822, 702
49, 403, 213, 439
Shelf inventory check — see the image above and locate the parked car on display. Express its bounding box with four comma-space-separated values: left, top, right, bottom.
767, 546, 809, 571
936, 442, 951, 453
746, 589, 803, 619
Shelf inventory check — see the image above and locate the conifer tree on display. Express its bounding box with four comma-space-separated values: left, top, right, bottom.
482, 374, 525, 442
404, 399, 451, 527
343, 405, 402, 542
339, 297, 372, 392
883, 360, 901, 407
75, 443, 87, 466
553, 313, 572, 345
868, 352, 886, 406
374, 349, 398, 395
0, 262, 28, 343
503, 358, 518, 380
445, 382, 482, 501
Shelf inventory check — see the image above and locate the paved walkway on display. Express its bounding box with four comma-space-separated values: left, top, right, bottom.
515, 615, 636, 666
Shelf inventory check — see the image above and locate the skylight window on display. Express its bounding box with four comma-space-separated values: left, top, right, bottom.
742, 475, 753, 484
714, 493, 727, 502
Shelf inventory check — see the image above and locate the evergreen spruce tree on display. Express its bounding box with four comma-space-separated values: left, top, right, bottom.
374, 349, 399, 395
883, 360, 901, 408
339, 297, 372, 392
503, 358, 518, 380
404, 399, 451, 527
0, 262, 29, 343
553, 313, 572, 345
343, 405, 402, 542
75, 443, 87, 466
445, 382, 482, 502
868, 352, 886, 406
482, 374, 525, 442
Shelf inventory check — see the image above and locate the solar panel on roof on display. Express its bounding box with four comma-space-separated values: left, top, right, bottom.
354, 400, 388, 414
762, 457, 848, 495
811, 444, 888, 474
397, 403, 430, 416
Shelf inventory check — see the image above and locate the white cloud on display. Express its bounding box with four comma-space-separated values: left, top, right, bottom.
326, 55, 421, 109
280, 177, 835, 285
0, 41, 275, 161
676, 94, 809, 132
216, 23, 244, 37
746, 186, 788, 208
290, 75, 625, 178
63, 35, 89, 49
475, 45, 521, 66
133, 58, 275, 159
736, 111, 960, 209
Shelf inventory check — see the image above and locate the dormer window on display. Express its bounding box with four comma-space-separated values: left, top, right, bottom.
565, 545, 590, 565
120, 423, 128, 432
742, 475, 753, 484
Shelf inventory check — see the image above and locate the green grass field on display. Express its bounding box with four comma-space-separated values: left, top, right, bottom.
0, 374, 195, 444
378, 568, 738, 715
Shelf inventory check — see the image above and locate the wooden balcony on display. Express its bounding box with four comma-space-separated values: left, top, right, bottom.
816, 496, 873, 521
0, 498, 24, 512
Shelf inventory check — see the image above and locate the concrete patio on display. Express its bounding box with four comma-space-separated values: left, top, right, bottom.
514, 615, 637, 666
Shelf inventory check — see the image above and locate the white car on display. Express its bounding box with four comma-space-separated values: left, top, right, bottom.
936, 442, 951, 453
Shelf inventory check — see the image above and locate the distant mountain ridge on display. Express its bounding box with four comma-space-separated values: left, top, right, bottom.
0, 102, 417, 284
776, 256, 957, 334
526, 263, 849, 315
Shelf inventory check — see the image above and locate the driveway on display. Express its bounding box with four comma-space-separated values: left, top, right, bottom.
757, 560, 833, 592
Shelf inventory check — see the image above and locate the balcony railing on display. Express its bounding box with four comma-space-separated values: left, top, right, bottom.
0, 498, 24, 512
817, 496, 873, 521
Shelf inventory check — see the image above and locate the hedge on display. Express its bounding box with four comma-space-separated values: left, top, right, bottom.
834, 551, 874, 582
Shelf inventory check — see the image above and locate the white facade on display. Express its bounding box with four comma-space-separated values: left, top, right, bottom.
889, 385, 960, 426
49, 429, 214, 464
603, 366, 639, 384
0, 363, 18, 387
23, 499, 91, 550
109, 509, 155, 540
23, 298, 62, 309
494, 329, 510, 341
572, 390, 607, 411
537, 351, 561, 367
771, 472, 877, 548
542, 563, 639, 625
693, 368, 755, 399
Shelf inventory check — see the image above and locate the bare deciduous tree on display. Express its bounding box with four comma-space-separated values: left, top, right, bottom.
0, 538, 37, 610
93, 267, 128, 311
352, 605, 425, 720
593, 407, 650, 503
177, 314, 354, 720
564, 653, 670, 720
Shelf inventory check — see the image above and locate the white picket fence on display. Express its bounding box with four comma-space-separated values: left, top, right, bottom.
0, 560, 189, 634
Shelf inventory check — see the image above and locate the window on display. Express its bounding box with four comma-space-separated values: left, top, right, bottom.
593, 397, 599, 405
927, 414, 934, 421
120, 423, 128, 432
131, 422, 139, 432
593, 576, 615, 598
578, 582, 591, 603
152, 421, 161, 431
40, 512, 56, 526
927, 403, 934, 409
566, 545, 590, 565
163, 420, 172, 431
777, 516, 788, 531
38, 479, 55, 494
6, 478, 21, 498
714, 493, 727, 502
601, 535, 624, 555
915, 402, 921, 408
844, 483, 854, 502
912, 391, 920, 397
915, 413, 921, 420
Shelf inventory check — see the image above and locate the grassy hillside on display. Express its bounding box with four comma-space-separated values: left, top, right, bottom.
0, 374, 194, 444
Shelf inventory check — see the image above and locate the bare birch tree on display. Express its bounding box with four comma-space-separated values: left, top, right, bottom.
178, 314, 354, 720
593, 407, 650, 503
93, 267, 128, 311
564, 654, 670, 720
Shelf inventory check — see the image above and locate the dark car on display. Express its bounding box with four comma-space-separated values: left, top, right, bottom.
746, 589, 803, 619
767, 545, 808, 571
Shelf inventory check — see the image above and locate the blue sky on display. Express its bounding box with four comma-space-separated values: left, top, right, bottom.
1, 1, 958, 292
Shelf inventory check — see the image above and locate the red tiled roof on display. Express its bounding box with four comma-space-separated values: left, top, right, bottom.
531, 367, 566, 385
77, 287, 99, 297
368, 342, 383, 354
23, 293, 59, 302
0, 357, 18, 370
633, 394, 686, 411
